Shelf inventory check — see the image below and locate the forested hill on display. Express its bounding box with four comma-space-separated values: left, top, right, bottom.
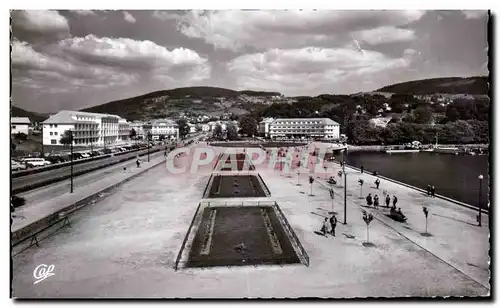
376, 76, 489, 95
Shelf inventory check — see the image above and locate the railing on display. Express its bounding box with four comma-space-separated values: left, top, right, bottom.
271, 201, 310, 267
202, 174, 214, 198
174, 201, 203, 271
257, 173, 271, 197
201, 200, 276, 208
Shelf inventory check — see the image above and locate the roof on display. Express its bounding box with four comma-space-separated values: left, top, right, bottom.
151, 119, 178, 126
11, 117, 31, 124
272, 118, 340, 125
43, 110, 124, 124
260, 117, 275, 124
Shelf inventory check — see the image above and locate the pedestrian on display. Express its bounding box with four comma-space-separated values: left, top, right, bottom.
375, 178, 381, 189
329, 214, 337, 237
373, 195, 379, 209
136, 158, 141, 168
393, 195, 398, 208
361, 165, 364, 173
385, 194, 391, 207
366, 193, 373, 207
320, 218, 329, 237
431, 186, 436, 198
427, 185, 431, 196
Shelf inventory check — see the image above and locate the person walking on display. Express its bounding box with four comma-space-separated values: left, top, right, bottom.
375, 178, 381, 189
360, 165, 364, 174
329, 214, 337, 237
393, 195, 398, 208
136, 158, 141, 168
385, 194, 391, 207
427, 185, 431, 196
431, 186, 436, 198
320, 218, 329, 237
366, 193, 373, 207
373, 195, 379, 209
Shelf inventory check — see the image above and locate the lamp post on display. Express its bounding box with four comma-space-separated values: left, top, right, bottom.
342, 149, 347, 225
70, 130, 74, 194
147, 130, 151, 163
478, 174, 483, 227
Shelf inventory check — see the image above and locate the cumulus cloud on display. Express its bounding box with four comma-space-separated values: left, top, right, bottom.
11, 35, 211, 93
123, 11, 136, 23
462, 10, 488, 19
353, 26, 416, 45
11, 10, 70, 40
227, 47, 413, 94
169, 10, 426, 51
71, 10, 97, 16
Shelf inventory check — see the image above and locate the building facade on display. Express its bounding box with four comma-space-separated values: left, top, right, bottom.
150, 119, 179, 140
268, 118, 340, 140
42, 110, 130, 147
11, 117, 31, 135
258, 117, 275, 137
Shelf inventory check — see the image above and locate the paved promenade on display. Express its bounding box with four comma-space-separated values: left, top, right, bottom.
11, 143, 490, 298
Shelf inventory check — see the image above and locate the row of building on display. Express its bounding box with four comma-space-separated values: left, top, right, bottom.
12, 111, 183, 149
259, 117, 340, 140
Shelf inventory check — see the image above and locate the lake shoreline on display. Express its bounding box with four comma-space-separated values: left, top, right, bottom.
346, 143, 489, 152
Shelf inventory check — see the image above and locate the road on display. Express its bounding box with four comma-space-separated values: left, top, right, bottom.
11, 133, 208, 194
11, 145, 164, 194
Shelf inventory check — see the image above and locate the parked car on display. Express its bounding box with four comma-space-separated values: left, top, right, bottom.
103, 149, 112, 154
21, 157, 51, 168
79, 152, 90, 158
11, 195, 26, 208
71, 153, 83, 160
89, 151, 101, 157
11, 160, 27, 171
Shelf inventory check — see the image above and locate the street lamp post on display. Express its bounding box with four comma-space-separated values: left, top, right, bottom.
70, 130, 74, 194
478, 174, 484, 227
147, 130, 151, 163
342, 149, 347, 225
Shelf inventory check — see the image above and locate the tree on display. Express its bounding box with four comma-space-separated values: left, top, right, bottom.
445, 106, 460, 122
422, 206, 430, 235
159, 134, 166, 141
13, 132, 27, 143
213, 124, 223, 140
362, 210, 374, 245
176, 119, 189, 139
129, 128, 137, 140
226, 122, 239, 140
146, 131, 153, 141
309, 175, 315, 196
238, 115, 258, 136
59, 130, 73, 146
413, 106, 433, 124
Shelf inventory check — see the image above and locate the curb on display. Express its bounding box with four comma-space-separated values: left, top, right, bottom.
11, 157, 166, 247
343, 164, 489, 214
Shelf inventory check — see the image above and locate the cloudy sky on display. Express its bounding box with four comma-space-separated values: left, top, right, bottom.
11, 10, 488, 113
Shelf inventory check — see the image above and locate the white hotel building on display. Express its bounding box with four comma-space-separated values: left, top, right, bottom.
130, 119, 179, 140
263, 118, 340, 140
42, 110, 130, 147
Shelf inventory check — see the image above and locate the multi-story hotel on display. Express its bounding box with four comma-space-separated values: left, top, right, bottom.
264, 118, 340, 140
42, 110, 130, 148
150, 119, 179, 140
130, 119, 179, 140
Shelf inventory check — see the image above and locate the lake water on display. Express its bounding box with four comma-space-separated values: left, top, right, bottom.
336, 152, 490, 209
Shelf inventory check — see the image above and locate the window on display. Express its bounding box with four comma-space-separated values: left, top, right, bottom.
11, 125, 16, 129
50, 132, 53, 136
54, 124, 58, 128
51, 139, 57, 144
50, 124, 53, 128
